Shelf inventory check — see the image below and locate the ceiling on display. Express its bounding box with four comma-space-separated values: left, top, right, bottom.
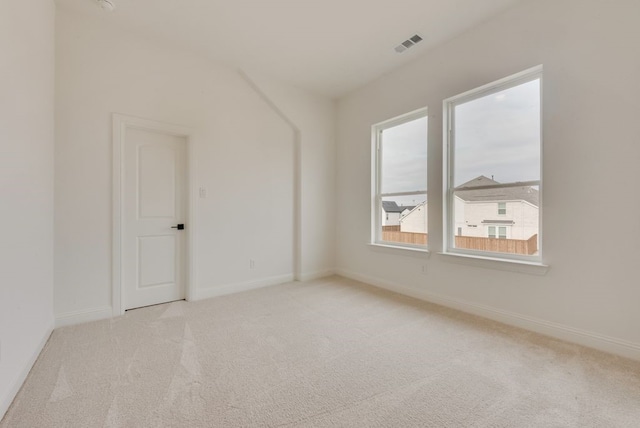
55, 0, 524, 98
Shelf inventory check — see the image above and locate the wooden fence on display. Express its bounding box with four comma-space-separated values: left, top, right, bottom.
382, 225, 401, 232
381, 232, 538, 255
455, 234, 538, 255
382, 231, 428, 245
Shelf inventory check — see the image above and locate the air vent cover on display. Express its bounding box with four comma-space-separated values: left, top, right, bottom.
394, 34, 423, 54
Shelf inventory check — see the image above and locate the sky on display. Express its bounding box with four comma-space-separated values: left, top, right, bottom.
454, 78, 540, 186
380, 77, 540, 203
381, 116, 428, 195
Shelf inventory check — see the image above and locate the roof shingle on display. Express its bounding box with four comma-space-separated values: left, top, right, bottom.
455, 176, 539, 207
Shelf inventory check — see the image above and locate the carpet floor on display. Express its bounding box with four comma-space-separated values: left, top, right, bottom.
3, 276, 640, 427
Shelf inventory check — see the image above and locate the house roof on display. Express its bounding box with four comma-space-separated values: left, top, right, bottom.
400, 200, 427, 218
455, 176, 539, 207
382, 201, 415, 213
481, 220, 515, 225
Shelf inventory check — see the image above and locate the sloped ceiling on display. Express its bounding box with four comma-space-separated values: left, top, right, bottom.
55, 0, 524, 98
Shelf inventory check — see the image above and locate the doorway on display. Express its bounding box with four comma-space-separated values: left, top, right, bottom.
112, 114, 195, 315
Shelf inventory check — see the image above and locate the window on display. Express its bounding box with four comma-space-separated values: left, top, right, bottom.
444, 66, 542, 260
489, 226, 507, 239
373, 108, 428, 249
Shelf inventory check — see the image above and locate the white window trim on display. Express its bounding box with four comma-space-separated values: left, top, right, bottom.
437, 251, 548, 275
371, 107, 429, 250
442, 65, 543, 264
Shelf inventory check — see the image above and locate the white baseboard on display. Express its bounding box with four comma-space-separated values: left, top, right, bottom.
335, 268, 640, 361
55, 306, 113, 328
0, 322, 53, 421
197, 273, 295, 301
297, 268, 335, 282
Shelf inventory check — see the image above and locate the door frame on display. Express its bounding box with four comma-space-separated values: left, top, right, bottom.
112, 113, 197, 316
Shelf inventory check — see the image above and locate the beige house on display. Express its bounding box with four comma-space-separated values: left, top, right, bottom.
382, 201, 414, 226
399, 176, 539, 241
398, 201, 428, 233
454, 176, 539, 240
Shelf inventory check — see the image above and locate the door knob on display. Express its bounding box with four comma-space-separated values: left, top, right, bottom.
171, 224, 185, 230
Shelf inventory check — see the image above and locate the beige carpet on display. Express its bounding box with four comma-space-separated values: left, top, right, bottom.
3, 276, 640, 427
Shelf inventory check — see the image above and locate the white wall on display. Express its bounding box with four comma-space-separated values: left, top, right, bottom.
0, 0, 55, 418
238, 71, 336, 281
55, 7, 335, 323
336, 0, 640, 358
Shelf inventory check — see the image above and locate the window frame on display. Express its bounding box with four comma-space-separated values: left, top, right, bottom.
498, 202, 507, 215
488, 225, 508, 239
372, 107, 429, 250
443, 66, 543, 263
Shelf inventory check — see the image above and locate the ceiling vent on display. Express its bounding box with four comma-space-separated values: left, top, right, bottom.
394, 34, 423, 53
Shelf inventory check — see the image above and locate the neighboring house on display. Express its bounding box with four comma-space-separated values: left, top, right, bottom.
399, 201, 428, 233
381, 201, 414, 226
454, 176, 539, 240
395, 176, 538, 241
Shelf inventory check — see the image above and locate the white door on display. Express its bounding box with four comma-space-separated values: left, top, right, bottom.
123, 127, 187, 310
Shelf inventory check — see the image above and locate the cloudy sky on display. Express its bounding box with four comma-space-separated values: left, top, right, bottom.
454, 78, 540, 186
380, 77, 540, 202
381, 116, 428, 195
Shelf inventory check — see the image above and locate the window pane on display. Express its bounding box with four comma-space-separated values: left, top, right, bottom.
381, 195, 427, 246
380, 117, 427, 194
450, 76, 540, 257
375, 111, 428, 249
453, 79, 540, 186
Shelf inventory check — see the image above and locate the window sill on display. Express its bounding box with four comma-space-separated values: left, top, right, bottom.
438, 251, 548, 275
368, 243, 430, 258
